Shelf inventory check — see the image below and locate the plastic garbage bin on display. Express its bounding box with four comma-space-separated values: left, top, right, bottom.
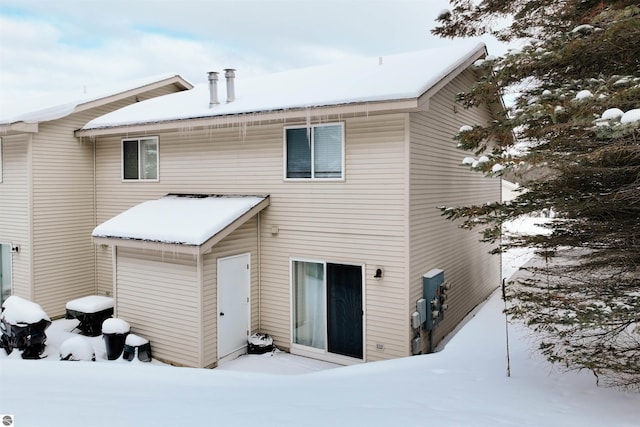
102, 318, 130, 360
247, 332, 274, 354
0, 296, 51, 359
122, 334, 152, 362
0, 317, 51, 359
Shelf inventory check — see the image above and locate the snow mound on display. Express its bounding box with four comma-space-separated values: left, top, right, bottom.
59, 336, 95, 361
574, 90, 593, 100
1, 296, 50, 325
601, 108, 624, 121
102, 318, 130, 334
437, 9, 451, 20
458, 125, 473, 133
248, 333, 273, 346
571, 24, 595, 34
65, 295, 114, 313
462, 157, 475, 166
492, 164, 505, 173
125, 334, 148, 346
620, 108, 640, 124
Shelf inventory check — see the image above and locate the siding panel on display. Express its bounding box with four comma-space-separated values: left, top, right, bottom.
116, 248, 199, 367
409, 69, 501, 353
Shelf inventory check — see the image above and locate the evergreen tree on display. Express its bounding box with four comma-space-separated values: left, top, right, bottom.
433, 1, 640, 389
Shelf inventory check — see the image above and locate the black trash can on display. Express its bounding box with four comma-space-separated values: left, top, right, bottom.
0, 317, 51, 359
102, 318, 130, 360
247, 332, 274, 354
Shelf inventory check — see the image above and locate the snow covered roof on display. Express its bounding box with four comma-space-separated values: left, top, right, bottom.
0, 73, 192, 131
82, 42, 486, 132
92, 194, 270, 254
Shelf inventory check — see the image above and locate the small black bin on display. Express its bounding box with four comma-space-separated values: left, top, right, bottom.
247, 332, 274, 354
66, 308, 113, 337
103, 332, 129, 360
102, 318, 131, 360
0, 317, 51, 359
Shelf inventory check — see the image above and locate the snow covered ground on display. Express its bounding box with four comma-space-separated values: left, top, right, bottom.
2, 283, 640, 425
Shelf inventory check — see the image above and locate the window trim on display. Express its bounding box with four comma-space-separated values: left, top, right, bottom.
289, 257, 366, 365
283, 122, 345, 181
121, 136, 159, 182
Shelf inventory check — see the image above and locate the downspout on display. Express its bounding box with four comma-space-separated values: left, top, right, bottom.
92, 137, 98, 294
257, 211, 261, 332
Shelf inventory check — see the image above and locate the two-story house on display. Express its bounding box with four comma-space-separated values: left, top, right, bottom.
1, 42, 501, 368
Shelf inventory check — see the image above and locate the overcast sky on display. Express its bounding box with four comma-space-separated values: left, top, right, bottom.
0, 0, 506, 115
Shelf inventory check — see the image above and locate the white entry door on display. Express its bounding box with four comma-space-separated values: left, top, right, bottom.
217, 253, 251, 360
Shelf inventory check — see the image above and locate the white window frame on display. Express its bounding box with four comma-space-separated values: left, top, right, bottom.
283, 122, 345, 181
121, 136, 159, 182
289, 257, 365, 365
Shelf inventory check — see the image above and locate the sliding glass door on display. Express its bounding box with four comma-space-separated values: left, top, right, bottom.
0, 244, 11, 306
292, 260, 363, 359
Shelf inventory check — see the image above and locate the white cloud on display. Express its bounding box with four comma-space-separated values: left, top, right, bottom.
0, 0, 508, 116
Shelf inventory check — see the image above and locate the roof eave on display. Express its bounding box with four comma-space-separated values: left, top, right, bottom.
417, 43, 487, 111
0, 121, 39, 135
92, 237, 201, 255
74, 75, 194, 115
75, 99, 420, 138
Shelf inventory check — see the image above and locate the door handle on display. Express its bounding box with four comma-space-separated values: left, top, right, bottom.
220, 312, 225, 316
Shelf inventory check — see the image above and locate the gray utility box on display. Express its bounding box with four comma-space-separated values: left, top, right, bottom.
423, 269, 446, 330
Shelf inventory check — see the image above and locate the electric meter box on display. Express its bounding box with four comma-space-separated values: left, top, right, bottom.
423, 269, 444, 330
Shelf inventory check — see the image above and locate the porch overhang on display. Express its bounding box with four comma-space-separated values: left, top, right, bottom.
92, 194, 270, 255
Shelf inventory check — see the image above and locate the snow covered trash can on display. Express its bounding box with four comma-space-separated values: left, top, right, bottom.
65, 295, 114, 336
248, 332, 274, 354
122, 334, 152, 362
102, 318, 130, 360
0, 296, 51, 359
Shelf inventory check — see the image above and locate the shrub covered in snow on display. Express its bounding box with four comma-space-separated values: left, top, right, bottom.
60, 336, 95, 361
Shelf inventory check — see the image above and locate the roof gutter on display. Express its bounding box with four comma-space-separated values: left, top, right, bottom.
75, 98, 420, 138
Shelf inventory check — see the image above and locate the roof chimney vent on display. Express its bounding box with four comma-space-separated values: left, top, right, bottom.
208, 71, 219, 108
224, 68, 236, 103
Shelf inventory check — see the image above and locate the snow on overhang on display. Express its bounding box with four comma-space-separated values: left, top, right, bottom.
92, 194, 270, 255
0, 74, 193, 135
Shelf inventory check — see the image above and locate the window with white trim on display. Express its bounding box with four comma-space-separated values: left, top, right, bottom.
122, 137, 159, 181
285, 123, 344, 179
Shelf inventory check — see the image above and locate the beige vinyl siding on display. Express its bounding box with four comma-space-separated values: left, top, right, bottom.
95, 113, 410, 362
30, 118, 96, 316
409, 68, 501, 352
116, 247, 200, 367
28, 97, 176, 317
202, 217, 259, 368
0, 134, 32, 298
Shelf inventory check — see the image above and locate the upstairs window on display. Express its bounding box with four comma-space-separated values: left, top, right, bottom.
285, 123, 344, 180
122, 137, 158, 181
